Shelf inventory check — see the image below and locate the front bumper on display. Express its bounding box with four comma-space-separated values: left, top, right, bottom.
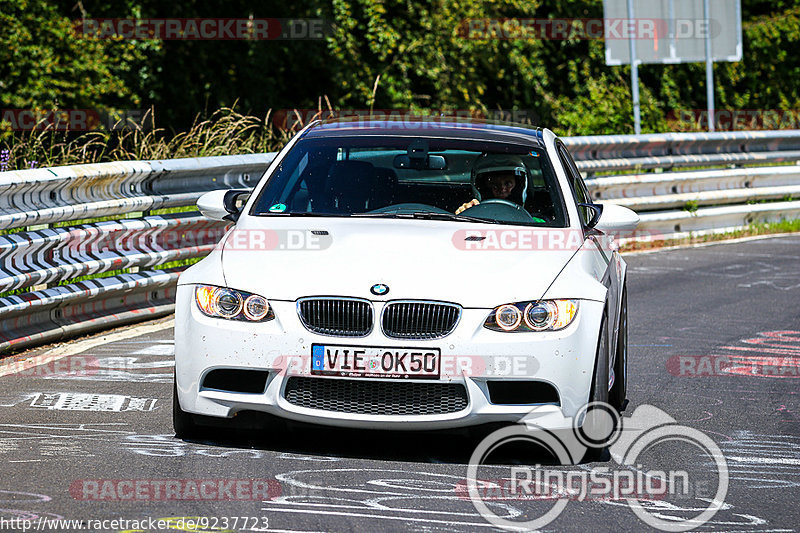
174, 285, 604, 430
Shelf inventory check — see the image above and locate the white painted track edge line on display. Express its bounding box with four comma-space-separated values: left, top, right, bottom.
0, 318, 174, 377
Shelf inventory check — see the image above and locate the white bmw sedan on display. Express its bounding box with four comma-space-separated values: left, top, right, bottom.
173, 118, 639, 438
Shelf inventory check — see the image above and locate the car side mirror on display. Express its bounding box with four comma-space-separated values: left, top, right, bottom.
586, 203, 640, 232
197, 189, 251, 222
578, 203, 603, 228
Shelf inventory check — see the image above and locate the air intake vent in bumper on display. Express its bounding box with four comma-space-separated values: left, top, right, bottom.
297, 298, 373, 337
486, 380, 560, 405
201, 369, 269, 394
283, 377, 468, 416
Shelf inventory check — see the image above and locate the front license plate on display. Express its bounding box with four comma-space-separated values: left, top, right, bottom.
311, 344, 440, 379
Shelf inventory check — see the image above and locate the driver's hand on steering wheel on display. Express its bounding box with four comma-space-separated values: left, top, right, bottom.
456, 199, 479, 214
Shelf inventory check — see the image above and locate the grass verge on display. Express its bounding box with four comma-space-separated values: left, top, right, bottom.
0, 107, 293, 171
621, 219, 800, 252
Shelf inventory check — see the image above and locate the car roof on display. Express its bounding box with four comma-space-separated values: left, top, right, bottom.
302, 117, 547, 147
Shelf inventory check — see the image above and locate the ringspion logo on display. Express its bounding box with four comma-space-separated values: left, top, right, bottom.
466, 403, 729, 530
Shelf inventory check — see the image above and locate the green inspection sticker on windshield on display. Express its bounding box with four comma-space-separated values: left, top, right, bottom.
268, 203, 287, 213
532, 216, 546, 223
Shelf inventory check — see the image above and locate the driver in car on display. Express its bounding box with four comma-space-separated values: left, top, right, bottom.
456, 154, 529, 214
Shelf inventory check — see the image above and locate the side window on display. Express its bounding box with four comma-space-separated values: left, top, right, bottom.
557, 142, 592, 226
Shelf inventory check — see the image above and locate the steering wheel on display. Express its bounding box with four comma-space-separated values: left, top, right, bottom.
461, 199, 536, 224
479, 199, 526, 210
368, 203, 451, 215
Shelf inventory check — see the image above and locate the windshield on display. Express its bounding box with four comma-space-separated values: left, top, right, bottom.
251, 136, 567, 226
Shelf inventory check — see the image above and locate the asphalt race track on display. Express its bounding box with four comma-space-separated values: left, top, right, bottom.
1, 234, 798, 532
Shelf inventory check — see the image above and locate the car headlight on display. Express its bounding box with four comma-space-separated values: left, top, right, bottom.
484, 300, 579, 332
194, 285, 274, 322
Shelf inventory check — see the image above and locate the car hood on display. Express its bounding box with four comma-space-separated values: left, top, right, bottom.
219, 217, 581, 308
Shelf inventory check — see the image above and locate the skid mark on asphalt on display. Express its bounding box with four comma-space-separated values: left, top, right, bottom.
122, 434, 313, 460
25, 353, 175, 383
264, 468, 518, 531
0, 423, 132, 462
721, 432, 800, 489
0, 392, 37, 407
95, 356, 174, 370
0, 423, 133, 442
121, 434, 348, 461
0, 490, 64, 523
263, 466, 785, 532
0, 423, 133, 460
631, 253, 800, 290
596, 497, 788, 532
129, 343, 175, 355
277, 452, 340, 462
37, 439, 94, 458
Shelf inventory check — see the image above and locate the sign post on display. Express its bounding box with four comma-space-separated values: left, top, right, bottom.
603, 0, 742, 133
627, 0, 642, 134
703, 0, 715, 131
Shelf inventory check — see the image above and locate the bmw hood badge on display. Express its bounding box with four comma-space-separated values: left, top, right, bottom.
370, 284, 389, 296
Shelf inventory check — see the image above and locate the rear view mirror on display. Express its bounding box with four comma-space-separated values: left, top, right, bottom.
428, 155, 447, 169
392, 154, 448, 170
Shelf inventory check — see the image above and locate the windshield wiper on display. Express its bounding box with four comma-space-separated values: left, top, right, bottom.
407, 212, 501, 224
261, 212, 346, 217
352, 211, 500, 224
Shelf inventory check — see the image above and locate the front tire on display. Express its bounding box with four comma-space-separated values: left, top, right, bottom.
173, 378, 202, 439
589, 309, 610, 406
610, 285, 628, 412
580, 309, 612, 462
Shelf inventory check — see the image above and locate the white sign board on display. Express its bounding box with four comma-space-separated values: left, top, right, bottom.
603, 0, 742, 65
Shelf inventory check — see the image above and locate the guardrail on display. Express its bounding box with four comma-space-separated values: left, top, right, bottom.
1, 130, 799, 353
0, 154, 274, 352
585, 164, 800, 241
0, 154, 273, 230
565, 130, 800, 172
